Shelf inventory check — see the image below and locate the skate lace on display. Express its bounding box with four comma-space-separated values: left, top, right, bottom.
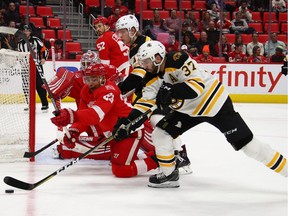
175, 154, 185, 162
156, 172, 166, 179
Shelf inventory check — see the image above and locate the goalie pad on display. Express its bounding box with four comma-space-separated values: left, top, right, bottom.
56, 138, 111, 160
44, 67, 75, 99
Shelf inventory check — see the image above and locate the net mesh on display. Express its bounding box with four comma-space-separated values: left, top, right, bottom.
0, 49, 31, 162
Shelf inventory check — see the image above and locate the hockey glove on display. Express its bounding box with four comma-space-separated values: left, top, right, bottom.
112, 109, 148, 141
156, 82, 173, 109
51, 108, 77, 127
63, 127, 80, 149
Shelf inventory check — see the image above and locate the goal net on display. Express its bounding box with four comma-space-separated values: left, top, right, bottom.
0, 49, 35, 162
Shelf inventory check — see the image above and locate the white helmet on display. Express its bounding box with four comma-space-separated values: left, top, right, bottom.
116, 15, 139, 32
137, 41, 166, 68
80, 50, 100, 70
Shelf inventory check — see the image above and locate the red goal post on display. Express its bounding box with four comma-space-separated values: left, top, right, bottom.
0, 49, 36, 162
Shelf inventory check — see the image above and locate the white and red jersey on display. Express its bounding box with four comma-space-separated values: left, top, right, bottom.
96, 31, 131, 78
72, 80, 132, 137
68, 70, 85, 108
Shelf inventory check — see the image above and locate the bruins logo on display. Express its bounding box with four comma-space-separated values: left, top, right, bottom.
173, 52, 182, 61
171, 99, 184, 110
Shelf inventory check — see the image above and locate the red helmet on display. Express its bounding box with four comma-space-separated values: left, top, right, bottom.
93, 16, 108, 26
84, 63, 107, 77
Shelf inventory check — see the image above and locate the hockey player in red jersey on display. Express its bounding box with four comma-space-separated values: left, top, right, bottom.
94, 16, 131, 79
50, 63, 158, 177
113, 40, 287, 187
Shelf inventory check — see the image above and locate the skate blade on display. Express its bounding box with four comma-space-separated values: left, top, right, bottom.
179, 165, 193, 175
147, 181, 180, 188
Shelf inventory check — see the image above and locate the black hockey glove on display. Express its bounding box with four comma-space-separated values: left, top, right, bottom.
112, 109, 147, 141
156, 82, 173, 109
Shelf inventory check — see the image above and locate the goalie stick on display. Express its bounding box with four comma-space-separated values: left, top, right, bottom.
23, 136, 102, 158
4, 107, 156, 190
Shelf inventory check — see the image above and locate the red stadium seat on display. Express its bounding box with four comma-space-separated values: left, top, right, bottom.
280, 22, 288, 34
157, 33, 170, 46
85, 0, 100, 13
263, 12, 277, 23
241, 34, 251, 44
164, 1, 178, 10
158, 11, 170, 19
142, 10, 154, 20
42, 29, 56, 40
19, 5, 35, 17
47, 18, 63, 29
258, 34, 269, 43
135, 0, 148, 13
150, 0, 163, 10
251, 12, 261, 22
36, 6, 54, 18
105, 0, 114, 8
248, 22, 263, 33
225, 34, 236, 44
57, 29, 73, 41
29, 17, 46, 29
193, 1, 206, 11
264, 23, 279, 33
278, 34, 287, 43
66, 42, 83, 58
182, 1, 192, 11
278, 13, 288, 23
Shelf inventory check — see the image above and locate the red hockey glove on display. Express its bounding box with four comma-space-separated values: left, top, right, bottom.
63, 128, 80, 149
51, 108, 76, 127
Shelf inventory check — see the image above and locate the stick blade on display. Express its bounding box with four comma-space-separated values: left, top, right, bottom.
4, 176, 34, 190
23, 152, 35, 158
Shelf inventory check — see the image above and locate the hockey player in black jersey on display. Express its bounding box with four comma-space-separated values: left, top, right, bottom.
113, 40, 287, 188
115, 15, 192, 174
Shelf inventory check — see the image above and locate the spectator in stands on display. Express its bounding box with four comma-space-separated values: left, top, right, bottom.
231, 34, 247, 54
184, 11, 199, 33
228, 42, 248, 62
234, 0, 253, 22
54, 39, 63, 60
231, 11, 251, 34
30, 0, 46, 5
199, 11, 212, 32
112, 0, 128, 16
247, 45, 267, 63
249, 0, 268, 12
144, 9, 165, 40
4, 2, 21, 26
272, 0, 286, 12
264, 32, 287, 57
246, 32, 264, 56
215, 34, 231, 62
206, 0, 236, 18
270, 46, 285, 62
0, 10, 5, 26
181, 31, 198, 57
207, 3, 220, 21
163, 9, 181, 35
181, 21, 190, 37
180, 44, 193, 58
196, 45, 215, 62
1, 20, 18, 50
205, 20, 220, 45
195, 31, 217, 56
216, 12, 232, 34
108, 7, 121, 32
164, 33, 179, 53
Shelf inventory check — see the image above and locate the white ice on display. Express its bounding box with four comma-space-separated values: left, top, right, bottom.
0, 102, 287, 216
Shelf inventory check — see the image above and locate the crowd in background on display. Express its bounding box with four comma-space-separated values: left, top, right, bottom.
0, 0, 287, 63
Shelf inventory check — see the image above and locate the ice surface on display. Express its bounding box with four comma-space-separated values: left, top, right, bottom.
0, 103, 287, 216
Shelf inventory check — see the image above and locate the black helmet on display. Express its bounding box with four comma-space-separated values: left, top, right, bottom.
23, 24, 32, 32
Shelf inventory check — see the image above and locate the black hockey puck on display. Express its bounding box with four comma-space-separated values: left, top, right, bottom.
5, 189, 14, 193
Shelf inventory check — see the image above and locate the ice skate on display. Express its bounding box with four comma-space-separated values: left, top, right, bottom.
148, 169, 179, 188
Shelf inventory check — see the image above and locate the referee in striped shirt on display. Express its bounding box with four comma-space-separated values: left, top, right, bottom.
18, 24, 49, 112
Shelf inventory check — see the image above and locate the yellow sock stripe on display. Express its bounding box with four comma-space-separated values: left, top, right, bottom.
275, 158, 287, 173
156, 154, 175, 160
159, 161, 176, 167
266, 152, 280, 168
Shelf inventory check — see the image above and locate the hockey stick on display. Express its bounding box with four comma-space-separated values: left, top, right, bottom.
23, 136, 102, 158
4, 107, 155, 190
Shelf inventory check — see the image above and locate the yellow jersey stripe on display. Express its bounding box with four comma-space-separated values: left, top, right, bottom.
187, 79, 204, 94
192, 80, 218, 115
266, 152, 280, 168
203, 85, 225, 115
